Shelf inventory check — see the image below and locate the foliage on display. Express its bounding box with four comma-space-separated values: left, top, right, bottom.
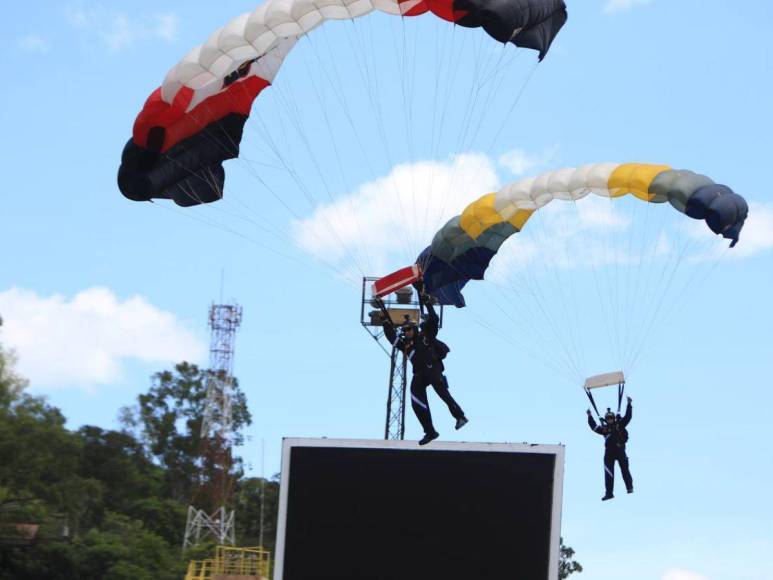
235, 475, 281, 553
120, 363, 251, 504
560, 537, 583, 578
0, 335, 581, 578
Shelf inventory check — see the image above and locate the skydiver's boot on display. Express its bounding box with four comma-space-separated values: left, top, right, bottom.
627, 487, 634, 494
455, 416, 469, 430
601, 494, 614, 501
419, 430, 439, 445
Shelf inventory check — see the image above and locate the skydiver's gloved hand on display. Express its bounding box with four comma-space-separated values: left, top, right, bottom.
415, 280, 427, 303
627, 396, 633, 404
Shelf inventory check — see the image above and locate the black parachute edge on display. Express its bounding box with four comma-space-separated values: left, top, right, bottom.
454, 0, 567, 60
117, 113, 249, 207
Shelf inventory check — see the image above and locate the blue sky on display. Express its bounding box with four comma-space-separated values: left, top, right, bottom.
2, 1, 773, 579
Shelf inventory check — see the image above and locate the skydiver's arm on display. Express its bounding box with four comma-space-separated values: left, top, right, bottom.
587, 413, 603, 434
621, 399, 633, 427
383, 318, 398, 346
374, 298, 398, 346
423, 300, 439, 340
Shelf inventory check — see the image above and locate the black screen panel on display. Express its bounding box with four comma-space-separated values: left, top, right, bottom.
280, 445, 557, 580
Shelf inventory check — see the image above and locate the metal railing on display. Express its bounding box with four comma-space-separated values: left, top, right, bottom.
185, 546, 271, 580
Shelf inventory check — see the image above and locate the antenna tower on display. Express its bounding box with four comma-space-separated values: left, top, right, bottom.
184, 302, 243, 549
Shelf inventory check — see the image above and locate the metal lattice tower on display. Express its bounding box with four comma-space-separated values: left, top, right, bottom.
361, 277, 442, 440
184, 303, 243, 550
384, 346, 408, 440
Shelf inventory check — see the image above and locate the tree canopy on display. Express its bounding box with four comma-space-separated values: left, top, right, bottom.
0, 333, 579, 578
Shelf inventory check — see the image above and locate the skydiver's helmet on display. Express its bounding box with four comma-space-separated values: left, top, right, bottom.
603, 410, 616, 425
401, 321, 418, 337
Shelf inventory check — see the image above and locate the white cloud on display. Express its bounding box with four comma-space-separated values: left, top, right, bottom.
662, 569, 709, 580
485, 195, 640, 281
292, 153, 499, 274
65, 4, 91, 27
730, 202, 773, 258
604, 0, 653, 14
18, 34, 51, 53
0, 287, 206, 391
498, 146, 557, 177
102, 14, 133, 52
65, 4, 178, 51
154, 13, 179, 43
293, 151, 771, 280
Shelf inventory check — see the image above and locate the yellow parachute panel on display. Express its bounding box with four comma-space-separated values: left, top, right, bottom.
608, 163, 672, 201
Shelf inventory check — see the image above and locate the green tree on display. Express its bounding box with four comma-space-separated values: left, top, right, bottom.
120, 362, 251, 503
559, 538, 583, 578
0, 343, 99, 538
0, 336, 188, 579
235, 475, 280, 551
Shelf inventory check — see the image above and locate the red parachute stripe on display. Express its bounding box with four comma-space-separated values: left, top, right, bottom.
129, 7, 473, 153
133, 75, 270, 153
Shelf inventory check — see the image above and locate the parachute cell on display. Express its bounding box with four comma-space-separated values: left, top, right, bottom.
117, 0, 567, 207
419, 162, 749, 307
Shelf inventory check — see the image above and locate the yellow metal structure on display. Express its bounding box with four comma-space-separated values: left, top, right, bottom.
185, 546, 271, 580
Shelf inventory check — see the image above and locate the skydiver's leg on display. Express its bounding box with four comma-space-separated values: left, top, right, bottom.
603, 453, 615, 499
429, 372, 465, 420
618, 451, 633, 493
410, 374, 435, 435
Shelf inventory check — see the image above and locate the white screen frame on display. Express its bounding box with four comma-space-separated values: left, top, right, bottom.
273, 438, 565, 580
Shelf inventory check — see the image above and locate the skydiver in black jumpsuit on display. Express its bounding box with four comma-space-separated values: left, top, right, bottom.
587, 397, 633, 501
379, 291, 468, 445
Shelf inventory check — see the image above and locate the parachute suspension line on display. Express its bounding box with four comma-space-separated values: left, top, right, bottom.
458, 41, 518, 152
161, 93, 320, 248
243, 66, 374, 281
165, 89, 371, 288
618, 196, 686, 374
149, 187, 335, 276
421, 27, 471, 241
616, 193, 653, 371
420, 22, 455, 244
396, 17, 417, 252
292, 32, 377, 274
627, 224, 729, 378
337, 17, 414, 263
534, 198, 593, 381
301, 22, 416, 266
604, 196, 623, 367
312, 21, 395, 274
267, 49, 372, 278
486, 250, 586, 383
567, 195, 620, 373
426, 35, 519, 241
621, 195, 669, 371
441, 58, 538, 231
518, 205, 588, 381
210, 96, 370, 284
489, 282, 584, 382
481, 60, 539, 155
427, 30, 486, 221
466, 309, 579, 383
338, 18, 420, 261
617, 195, 641, 370
490, 207, 578, 380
